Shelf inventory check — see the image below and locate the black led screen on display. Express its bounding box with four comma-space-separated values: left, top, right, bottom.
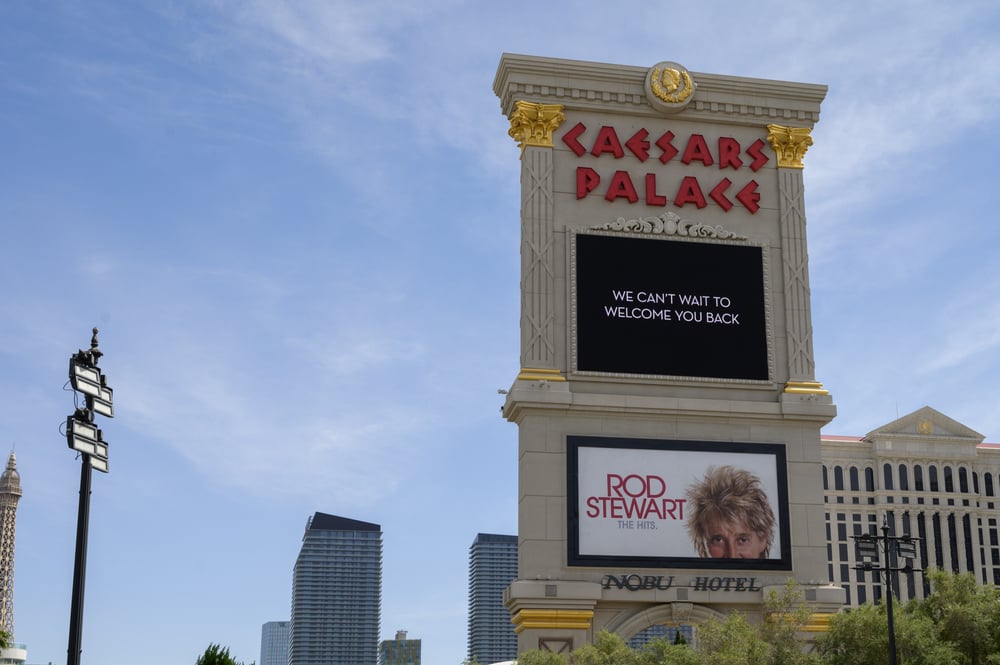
575, 233, 768, 380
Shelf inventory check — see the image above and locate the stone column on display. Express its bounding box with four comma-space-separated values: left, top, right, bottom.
507, 101, 566, 383
768, 124, 827, 397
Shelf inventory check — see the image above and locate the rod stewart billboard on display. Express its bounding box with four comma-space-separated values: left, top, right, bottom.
574, 230, 771, 381
567, 436, 791, 570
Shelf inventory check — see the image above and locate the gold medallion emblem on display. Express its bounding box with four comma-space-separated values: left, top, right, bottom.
645, 61, 696, 113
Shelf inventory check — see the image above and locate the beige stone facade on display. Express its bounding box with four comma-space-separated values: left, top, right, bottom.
494, 53, 844, 654
822, 406, 1000, 607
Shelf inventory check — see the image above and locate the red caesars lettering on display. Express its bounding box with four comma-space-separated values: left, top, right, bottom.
562, 122, 768, 214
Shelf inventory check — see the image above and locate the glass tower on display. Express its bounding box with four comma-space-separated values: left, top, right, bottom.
288, 513, 382, 665
467, 533, 518, 665
260, 621, 288, 665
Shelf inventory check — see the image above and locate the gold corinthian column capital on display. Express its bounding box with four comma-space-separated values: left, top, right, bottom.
508, 101, 566, 153
766, 124, 814, 169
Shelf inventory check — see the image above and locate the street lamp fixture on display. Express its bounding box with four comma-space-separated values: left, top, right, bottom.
65, 416, 109, 465
69, 356, 114, 417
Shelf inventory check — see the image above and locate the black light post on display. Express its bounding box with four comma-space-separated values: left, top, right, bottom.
64, 329, 114, 665
853, 515, 921, 665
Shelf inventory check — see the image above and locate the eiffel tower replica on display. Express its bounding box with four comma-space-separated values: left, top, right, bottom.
0, 453, 26, 665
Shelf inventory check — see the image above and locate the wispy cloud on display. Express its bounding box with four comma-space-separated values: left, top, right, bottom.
921, 285, 1000, 373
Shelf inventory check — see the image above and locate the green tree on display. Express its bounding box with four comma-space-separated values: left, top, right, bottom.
816, 603, 890, 665
696, 611, 770, 665
196, 643, 254, 665
516, 647, 569, 665
517, 630, 699, 665
909, 568, 1000, 665
817, 602, 961, 665
570, 630, 640, 665
0, 629, 9, 650
636, 634, 701, 665
759, 581, 823, 665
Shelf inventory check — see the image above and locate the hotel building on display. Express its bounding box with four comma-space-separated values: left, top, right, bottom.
822, 406, 1000, 606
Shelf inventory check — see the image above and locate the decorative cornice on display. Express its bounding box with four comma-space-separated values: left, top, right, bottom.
508, 101, 565, 152
591, 212, 748, 241
784, 380, 828, 395
512, 608, 594, 633
767, 124, 814, 169
494, 53, 827, 126
518, 367, 566, 382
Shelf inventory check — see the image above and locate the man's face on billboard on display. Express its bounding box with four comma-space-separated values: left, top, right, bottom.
704, 518, 766, 558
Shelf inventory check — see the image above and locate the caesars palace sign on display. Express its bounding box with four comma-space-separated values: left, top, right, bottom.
565, 122, 769, 213
498, 54, 843, 651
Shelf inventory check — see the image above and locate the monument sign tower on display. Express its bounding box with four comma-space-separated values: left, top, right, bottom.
493, 53, 845, 653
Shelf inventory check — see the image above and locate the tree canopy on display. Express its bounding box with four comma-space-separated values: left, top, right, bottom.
195, 643, 254, 665
817, 569, 1000, 665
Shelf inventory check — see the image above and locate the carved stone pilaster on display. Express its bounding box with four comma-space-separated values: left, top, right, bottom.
776, 167, 827, 395
519, 145, 558, 376
769, 124, 827, 395
508, 102, 565, 379
767, 124, 814, 169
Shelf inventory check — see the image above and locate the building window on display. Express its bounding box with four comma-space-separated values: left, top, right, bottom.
948, 514, 959, 572
985, 473, 995, 497
914, 465, 924, 491
933, 514, 944, 568
835, 466, 844, 491
884, 464, 894, 490
963, 515, 974, 571
930, 466, 939, 492
865, 467, 875, 492
850, 467, 860, 492
944, 467, 954, 493
898, 464, 909, 491
917, 513, 928, 567
959, 468, 969, 494
823, 466, 829, 490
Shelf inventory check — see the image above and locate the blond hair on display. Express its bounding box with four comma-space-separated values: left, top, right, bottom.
686, 465, 775, 558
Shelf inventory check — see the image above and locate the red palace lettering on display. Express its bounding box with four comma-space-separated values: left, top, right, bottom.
562, 122, 768, 213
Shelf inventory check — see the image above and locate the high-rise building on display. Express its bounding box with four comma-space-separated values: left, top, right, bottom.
259, 621, 289, 665
467, 533, 517, 665
378, 630, 420, 665
288, 513, 382, 665
0, 453, 27, 665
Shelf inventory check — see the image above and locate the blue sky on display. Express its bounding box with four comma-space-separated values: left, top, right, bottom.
3, 2, 1000, 664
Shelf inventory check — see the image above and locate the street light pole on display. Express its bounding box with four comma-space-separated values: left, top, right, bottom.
64, 329, 114, 665
853, 515, 921, 665
882, 520, 898, 665
67, 452, 92, 665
